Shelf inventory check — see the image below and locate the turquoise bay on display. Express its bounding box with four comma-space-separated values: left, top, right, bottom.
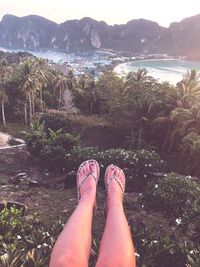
114, 59, 200, 84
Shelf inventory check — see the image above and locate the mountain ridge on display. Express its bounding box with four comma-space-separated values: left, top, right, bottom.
0, 14, 200, 59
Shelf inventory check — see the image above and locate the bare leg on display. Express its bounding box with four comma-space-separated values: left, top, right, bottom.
50, 162, 98, 267
96, 166, 136, 267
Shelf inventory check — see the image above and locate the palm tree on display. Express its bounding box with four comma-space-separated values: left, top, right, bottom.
76, 74, 96, 114
66, 69, 75, 90
176, 69, 200, 108
35, 58, 52, 113
53, 71, 68, 110
87, 77, 96, 115
0, 60, 12, 125
18, 59, 40, 124
125, 68, 155, 86
152, 102, 200, 152
171, 105, 200, 135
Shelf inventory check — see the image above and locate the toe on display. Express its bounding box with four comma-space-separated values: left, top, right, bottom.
85, 161, 90, 173
78, 162, 87, 184
89, 160, 98, 177
106, 164, 116, 179
117, 167, 125, 189
116, 168, 122, 180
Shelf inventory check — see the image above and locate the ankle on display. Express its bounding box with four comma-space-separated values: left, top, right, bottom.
107, 195, 123, 209
80, 190, 96, 204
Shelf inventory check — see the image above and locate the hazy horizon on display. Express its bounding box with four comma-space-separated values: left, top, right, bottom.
0, 0, 200, 27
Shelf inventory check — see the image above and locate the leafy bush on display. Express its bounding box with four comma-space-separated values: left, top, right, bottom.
67, 147, 166, 177
26, 122, 47, 157
26, 122, 166, 185
39, 112, 72, 133
0, 207, 61, 267
26, 122, 80, 170
130, 213, 200, 267
46, 129, 80, 151
65, 146, 166, 191
0, 207, 24, 241
179, 131, 200, 175
143, 173, 200, 220
40, 129, 80, 171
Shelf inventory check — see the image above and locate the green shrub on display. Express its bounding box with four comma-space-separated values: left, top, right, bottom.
39, 112, 71, 133
26, 122, 166, 179
143, 173, 200, 220
26, 122, 47, 157
46, 129, 80, 151
26, 122, 80, 170
68, 146, 165, 173
40, 129, 80, 171
0, 208, 63, 267
130, 213, 200, 267
179, 131, 200, 175
0, 207, 24, 240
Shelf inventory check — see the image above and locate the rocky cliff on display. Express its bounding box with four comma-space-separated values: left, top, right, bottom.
0, 14, 200, 59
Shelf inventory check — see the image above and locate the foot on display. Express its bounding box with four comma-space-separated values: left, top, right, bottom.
77, 160, 99, 203
104, 164, 125, 211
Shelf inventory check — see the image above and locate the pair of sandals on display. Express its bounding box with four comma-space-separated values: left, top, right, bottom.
77, 159, 125, 214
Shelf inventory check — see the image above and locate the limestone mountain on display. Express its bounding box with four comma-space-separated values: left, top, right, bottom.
157, 14, 200, 60
0, 14, 57, 49
0, 14, 200, 59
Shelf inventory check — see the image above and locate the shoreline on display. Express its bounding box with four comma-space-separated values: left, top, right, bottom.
114, 58, 200, 84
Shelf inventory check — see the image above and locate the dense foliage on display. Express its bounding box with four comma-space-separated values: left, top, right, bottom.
26, 122, 166, 190
1, 53, 200, 173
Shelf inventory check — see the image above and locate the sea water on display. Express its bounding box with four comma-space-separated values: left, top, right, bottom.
114, 59, 200, 84
0, 47, 112, 65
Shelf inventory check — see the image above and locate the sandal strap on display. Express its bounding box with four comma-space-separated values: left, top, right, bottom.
106, 175, 125, 194
78, 172, 97, 190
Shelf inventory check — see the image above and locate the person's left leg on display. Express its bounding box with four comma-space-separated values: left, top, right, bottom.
49, 161, 99, 267
95, 165, 136, 267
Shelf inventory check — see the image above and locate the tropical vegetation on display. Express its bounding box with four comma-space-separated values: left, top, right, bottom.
1, 51, 200, 266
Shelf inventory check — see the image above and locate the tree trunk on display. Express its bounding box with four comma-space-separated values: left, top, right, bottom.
24, 103, 28, 126
40, 88, 44, 113
32, 91, 35, 115
1, 100, 6, 126
90, 101, 93, 115
90, 89, 95, 115
58, 88, 62, 110
162, 128, 170, 151
28, 93, 32, 124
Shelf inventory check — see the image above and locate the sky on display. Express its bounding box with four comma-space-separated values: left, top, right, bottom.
0, 0, 200, 27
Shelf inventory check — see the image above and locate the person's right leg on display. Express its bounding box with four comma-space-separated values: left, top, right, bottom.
50, 161, 99, 267
96, 165, 136, 267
